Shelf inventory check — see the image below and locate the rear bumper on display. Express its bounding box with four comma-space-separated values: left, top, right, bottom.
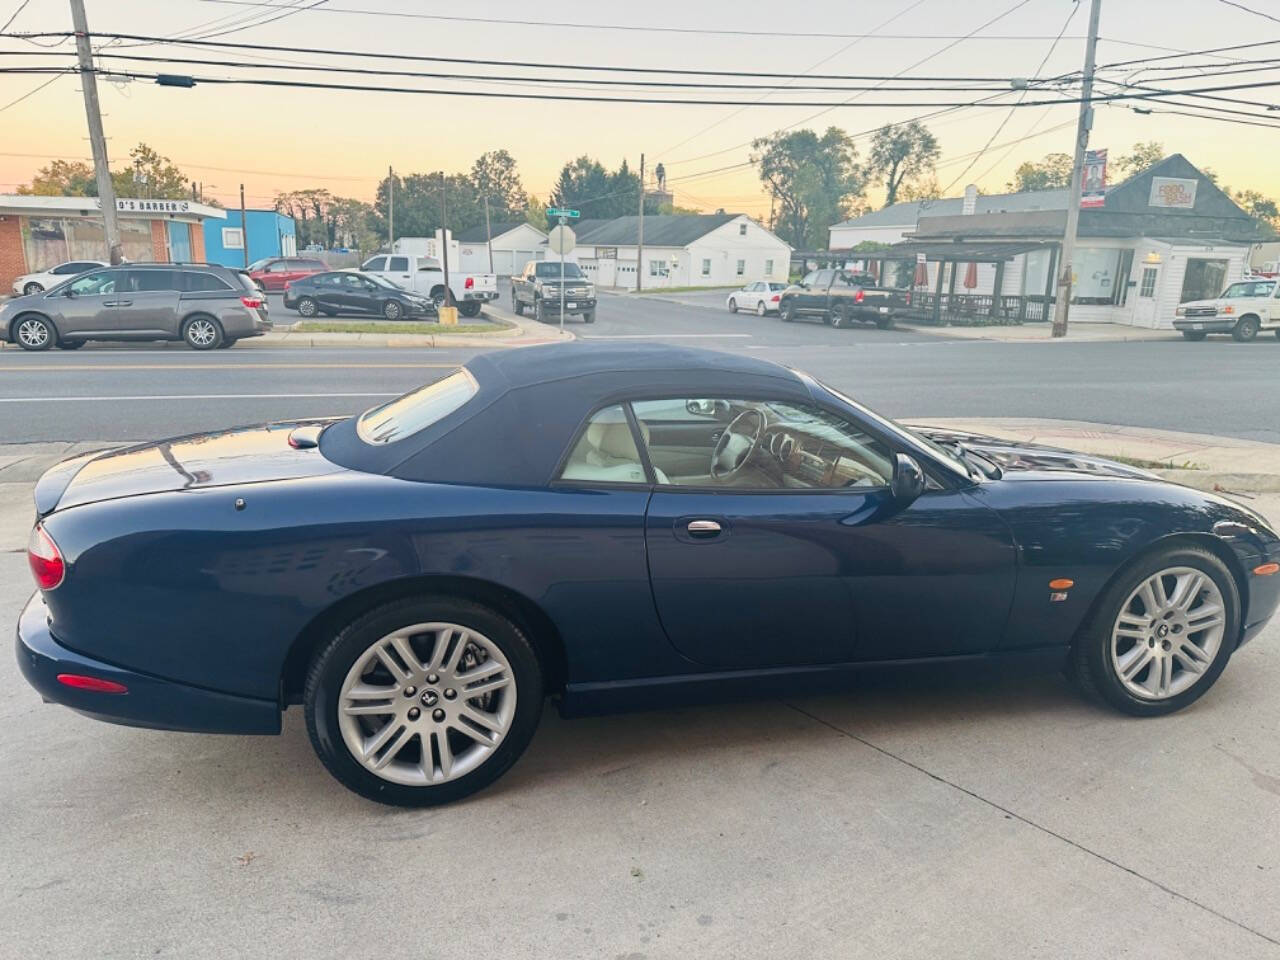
15, 593, 280, 734
461, 291, 499, 302
1173, 318, 1235, 333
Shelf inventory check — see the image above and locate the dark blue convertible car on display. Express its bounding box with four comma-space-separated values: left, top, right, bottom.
16, 344, 1280, 805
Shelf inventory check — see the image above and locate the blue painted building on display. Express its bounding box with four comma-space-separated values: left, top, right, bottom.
202, 209, 297, 267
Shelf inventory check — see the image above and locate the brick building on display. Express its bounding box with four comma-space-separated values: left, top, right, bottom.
0, 194, 227, 291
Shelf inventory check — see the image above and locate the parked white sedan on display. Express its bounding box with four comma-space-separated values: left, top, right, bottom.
727, 281, 789, 316
11, 259, 107, 296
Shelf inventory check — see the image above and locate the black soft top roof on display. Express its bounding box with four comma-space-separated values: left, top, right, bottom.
320, 342, 814, 486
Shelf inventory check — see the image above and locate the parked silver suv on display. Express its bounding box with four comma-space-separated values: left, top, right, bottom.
1, 263, 270, 351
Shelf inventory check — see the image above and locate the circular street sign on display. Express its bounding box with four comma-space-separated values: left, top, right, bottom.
547, 225, 576, 255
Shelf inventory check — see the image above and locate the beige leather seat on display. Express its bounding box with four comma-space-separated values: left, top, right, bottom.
561, 418, 668, 484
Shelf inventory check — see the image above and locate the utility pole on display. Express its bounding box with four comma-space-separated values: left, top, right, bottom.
440, 171, 453, 308
70, 0, 122, 264
387, 165, 394, 252
483, 194, 493, 273
1051, 0, 1103, 338
239, 183, 248, 268
636, 152, 644, 293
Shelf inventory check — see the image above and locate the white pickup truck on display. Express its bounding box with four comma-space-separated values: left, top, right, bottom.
360, 254, 498, 318
1173, 277, 1280, 342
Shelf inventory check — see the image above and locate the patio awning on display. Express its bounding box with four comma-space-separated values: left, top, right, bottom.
888, 239, 1055, 262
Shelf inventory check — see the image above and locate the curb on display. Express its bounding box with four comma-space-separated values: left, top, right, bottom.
896, 321, 1183, 344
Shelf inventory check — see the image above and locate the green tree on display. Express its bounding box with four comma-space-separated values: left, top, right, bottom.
111, 143, 192, 199
549, 156, 613, 218
470, 150, 527, 221
524, 193, 548, 229
374, 171, 483, 241
17, 159, 96, 196
867, 121, 940, 207
1009, 153, 1073, 192
1232, 189, 1280, 233
1114, 140, 1166, 178
751, 126, 866, 248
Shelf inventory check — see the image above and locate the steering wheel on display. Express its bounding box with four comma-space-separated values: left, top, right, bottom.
710, 409, 764, 480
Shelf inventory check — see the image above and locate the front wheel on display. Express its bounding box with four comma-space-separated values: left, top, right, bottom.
1071, 546, 1239, 717
182, 316, 223, 350
383, 300, 403, 321
728, 298, 738, 314
23, 282, 43, 296
534, 298, 546, 323
512, 291, 524, 316
1182, 330, 1207, 341
13, 315, 55, 351
583, 310, 595, 323
1233, 316, 1260, 342
304, 597, 544, 806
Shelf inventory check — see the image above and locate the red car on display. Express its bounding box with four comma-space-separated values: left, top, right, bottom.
247, 257, 327, 292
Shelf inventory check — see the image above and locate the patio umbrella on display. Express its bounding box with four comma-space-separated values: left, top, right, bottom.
913, 259, 929, 286
963, 261, 979, 289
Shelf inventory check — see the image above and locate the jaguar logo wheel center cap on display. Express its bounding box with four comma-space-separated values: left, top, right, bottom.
420, 689, 439, 707
1156, 623, 1170, 639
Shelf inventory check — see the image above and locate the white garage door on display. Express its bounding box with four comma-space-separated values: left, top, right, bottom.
491, 250, 515, 276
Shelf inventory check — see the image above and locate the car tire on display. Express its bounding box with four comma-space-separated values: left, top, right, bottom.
430, 288, 447, 311
583, 310, 595, 323
13, 314, 55, 351
383, 300, 403, 321
756, 300, 767, 316
728, 298, 738, 314
296, 296, 318, 318
182, 315, 223, 350
875, 316, 895, 330
57, 339, 85, 350
459, 301, 482, 319
1181, 330, 1207, 341
512, 292, 524, 316
304, 596, 544, 807
1070, 545, 1239, 717
535, 298, 546, 323
23, 282, 43, 296
1232, 315, 1260, 342
780, 300, 795, 322
832, 304, 851, 329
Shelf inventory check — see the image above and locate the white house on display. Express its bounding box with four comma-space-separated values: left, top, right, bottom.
567, 213, 791, 289
456, 221, 548, 276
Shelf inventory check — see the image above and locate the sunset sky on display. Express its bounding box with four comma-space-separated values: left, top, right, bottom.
0, 0, 1275, 215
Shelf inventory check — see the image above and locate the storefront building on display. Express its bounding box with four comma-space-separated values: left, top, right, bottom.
0, 194, 226, 292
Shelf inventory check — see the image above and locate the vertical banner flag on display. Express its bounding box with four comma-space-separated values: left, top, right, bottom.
1081, 149, 1107, 208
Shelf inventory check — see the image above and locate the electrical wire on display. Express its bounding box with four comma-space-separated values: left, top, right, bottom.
0, 0, 30, 34
0, 69, 65, 112
1216, 0, 1280, 26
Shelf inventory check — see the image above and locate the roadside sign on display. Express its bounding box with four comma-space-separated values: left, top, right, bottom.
547, 208, 580, 218
547, 225, 576, 255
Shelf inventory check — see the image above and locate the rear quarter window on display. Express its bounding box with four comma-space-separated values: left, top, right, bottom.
357, 370, 479, 445
182, 271, 233, 292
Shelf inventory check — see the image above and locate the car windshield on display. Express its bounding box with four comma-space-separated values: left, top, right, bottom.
1220, 280, 1275, 298
534, 262, 584, 279
356, 369, 478, 444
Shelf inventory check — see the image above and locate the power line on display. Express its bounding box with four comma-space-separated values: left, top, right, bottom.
1095, 38, 1280, 71
0, 0, 31, 34
1216, 0, 1280, 26
191, 0, 330, 40
0, 69, 65, 112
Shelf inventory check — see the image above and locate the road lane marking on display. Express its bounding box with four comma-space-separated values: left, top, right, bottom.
578, 334, 752, 340
0, 362, 460, 372
0, 392, 401, 403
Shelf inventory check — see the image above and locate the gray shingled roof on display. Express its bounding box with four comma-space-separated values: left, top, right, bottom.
833, 190, 1070, 229
576, 213, 739, 247
455, 221, 543, 243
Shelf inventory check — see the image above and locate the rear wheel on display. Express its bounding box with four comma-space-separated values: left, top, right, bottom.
1071, 546, 1238, 717
296, 296, 318, 318
728, 297, 738, 314
1182, 330, 1207, 341
1233, 315, 1260, 342
304, 596, 543, 806
831, 303, 851, 329
182, 315, 223, 350
458, 301, 482, 318
13, 315, 54, 351
875, 315, 895, 330
756, 300, 767, 316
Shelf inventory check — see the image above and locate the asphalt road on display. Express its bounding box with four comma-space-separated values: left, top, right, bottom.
1, 285, 1277, 444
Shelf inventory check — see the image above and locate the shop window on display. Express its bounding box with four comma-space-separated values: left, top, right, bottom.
649, 260, 668, 277
1139, 268, 1157, 298
1070, 248, 1125, 305
1180, 259, 1228, 303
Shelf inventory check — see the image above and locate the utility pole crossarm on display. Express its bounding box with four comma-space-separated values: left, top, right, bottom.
1051, 0, 1103, 339
69, 0, 121, 264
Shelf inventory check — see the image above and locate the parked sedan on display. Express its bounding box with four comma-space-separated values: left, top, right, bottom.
16, 344, 1279, 806
11, 259, 107, 296
727, 281, 788, 315
283, 270, 435, 320
248, 257, 327, 292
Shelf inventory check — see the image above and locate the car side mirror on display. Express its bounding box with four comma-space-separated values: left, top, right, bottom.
890, 453, 926, 504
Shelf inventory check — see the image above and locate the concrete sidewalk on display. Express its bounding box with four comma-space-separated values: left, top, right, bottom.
899, 321, 1181, 343
910, 417, 1280, 493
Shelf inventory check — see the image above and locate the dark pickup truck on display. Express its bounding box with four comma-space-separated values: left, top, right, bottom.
778, 269, 909, 329
511, 260, 597, 323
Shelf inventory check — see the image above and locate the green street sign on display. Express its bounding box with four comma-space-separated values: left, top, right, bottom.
547, 208, 579, 218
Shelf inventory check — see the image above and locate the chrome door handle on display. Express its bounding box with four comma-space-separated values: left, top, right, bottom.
106, 299, 131, 307
687, 519, 722, 536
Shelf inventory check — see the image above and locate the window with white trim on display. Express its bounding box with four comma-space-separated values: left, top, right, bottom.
222, 227, 244, 250
701, 258, 711, 277
736, 259, 745, 276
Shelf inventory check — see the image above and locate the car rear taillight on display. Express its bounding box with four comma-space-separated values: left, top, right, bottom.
855, 289, 865, 303
28, 524, 64, 590
241, 295, 264, 309
56, 674, 127, 694
771, 294, 780, 302
465, 276, 475, 289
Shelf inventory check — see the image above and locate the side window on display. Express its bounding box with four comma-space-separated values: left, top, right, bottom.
341, 274, 366, 288
801, 270, 819, 286
701, 258, 711, 277
52, 262, 80, 275
558, 405, 647, 485
125, 269, 180, 292
68, 270, 119, 296
388, 256, 410, 272
631, 399, 893, 491
738, 223, 747, 236
736, 259, 745, 276
813, 269, 835, 287
363, 257, 387, 272
182, 271, 232, 292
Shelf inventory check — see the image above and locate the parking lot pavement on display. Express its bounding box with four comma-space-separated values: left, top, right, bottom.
3, 485, 1279, 958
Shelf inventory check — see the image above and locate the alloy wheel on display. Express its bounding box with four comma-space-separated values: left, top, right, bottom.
1109, 566, 1225, 700
16, 317, 50, 349
336, 622, 517, 786
384, 301, 402, 320
298, 297, 317, 317
186, 318, 217, 348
